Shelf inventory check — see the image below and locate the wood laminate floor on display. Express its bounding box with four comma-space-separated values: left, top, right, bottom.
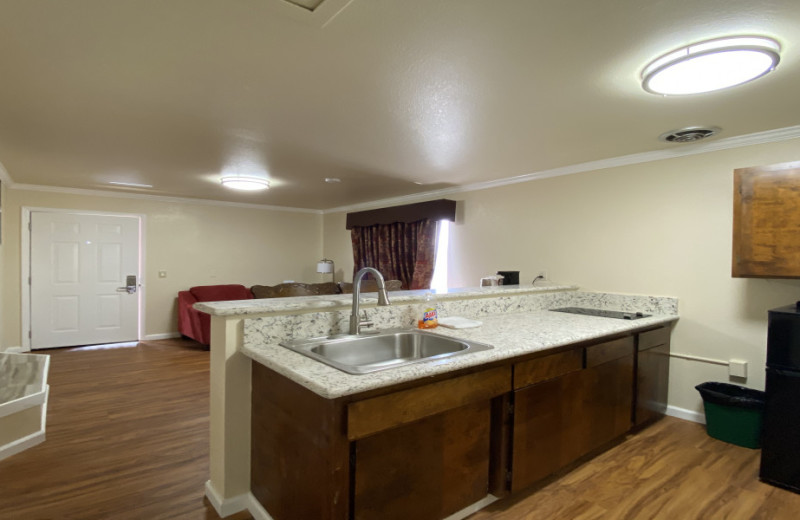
0, 339, 252, 520
469, 416, 800, 520
2, 339, 799, 519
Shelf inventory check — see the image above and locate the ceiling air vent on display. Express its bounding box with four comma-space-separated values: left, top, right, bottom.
659, 126, 721, 143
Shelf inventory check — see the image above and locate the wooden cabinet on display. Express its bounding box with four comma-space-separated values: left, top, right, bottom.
510, 336, 634, 492
511, 367, 586, 491
733, 161, 800, 278
251, 327, 668, 518
251, 364, 350, 520
635, 326, 671, 427
582, 346, 635, 450
251, 363, 510, 520
348, 367, 510, 520
353, 401, 491, 520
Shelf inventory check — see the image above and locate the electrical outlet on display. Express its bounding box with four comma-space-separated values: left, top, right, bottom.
729, 359, 748, 378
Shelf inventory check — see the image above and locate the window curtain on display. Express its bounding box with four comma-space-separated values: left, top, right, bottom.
351, 219, 438, 290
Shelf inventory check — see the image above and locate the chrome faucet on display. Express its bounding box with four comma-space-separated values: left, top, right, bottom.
349, 267, 391, 335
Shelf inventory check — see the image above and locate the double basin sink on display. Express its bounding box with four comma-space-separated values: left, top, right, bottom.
280, 329, 493, 375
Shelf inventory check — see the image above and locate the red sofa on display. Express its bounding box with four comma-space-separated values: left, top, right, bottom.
178, 284, 253, 346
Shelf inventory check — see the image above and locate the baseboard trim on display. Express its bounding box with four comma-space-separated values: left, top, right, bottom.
247, 494, 274, 520
143, 332, 182, 341
443, 494, 499, 520
667, 405, 706, 424
204, 481, 260, 518
217, 487, 488, 520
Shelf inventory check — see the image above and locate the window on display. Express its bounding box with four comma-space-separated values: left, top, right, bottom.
430, 220, 449, 292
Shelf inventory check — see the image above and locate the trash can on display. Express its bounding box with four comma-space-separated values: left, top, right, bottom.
695, 382, 766, 449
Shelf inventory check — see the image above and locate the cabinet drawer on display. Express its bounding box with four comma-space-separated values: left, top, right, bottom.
347, 366, 511, 440
586, 336, 634, 367
514, 349, 583, 389
638, 326, 670, 351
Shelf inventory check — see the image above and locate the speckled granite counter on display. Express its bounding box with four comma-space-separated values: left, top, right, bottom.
0, 352, 50, 461
194, 282, 578, 316
239, 288, 678, 399
0, 353, 49, 406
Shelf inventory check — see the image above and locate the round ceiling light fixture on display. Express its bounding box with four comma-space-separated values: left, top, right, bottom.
641, 36, 781, 95
220, 174, 270, 191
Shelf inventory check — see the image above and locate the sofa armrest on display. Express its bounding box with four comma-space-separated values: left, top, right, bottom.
178, 290, 207, 344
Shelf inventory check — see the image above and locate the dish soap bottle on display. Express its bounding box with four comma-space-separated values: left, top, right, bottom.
418, 292, 439, 329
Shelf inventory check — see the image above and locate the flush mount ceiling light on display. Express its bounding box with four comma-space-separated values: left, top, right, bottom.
642, 36, 781, 95
219, 174, 270, 191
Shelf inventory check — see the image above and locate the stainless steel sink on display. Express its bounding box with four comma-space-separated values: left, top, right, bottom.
280, 329, 493, 374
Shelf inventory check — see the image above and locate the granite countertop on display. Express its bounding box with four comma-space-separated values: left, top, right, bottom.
242, 308, 677, 399
0, 353, 50, 407
195, 283, 579, 317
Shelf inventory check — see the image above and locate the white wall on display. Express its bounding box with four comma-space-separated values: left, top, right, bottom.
0, 181, 5, 350
322, 211, 353, 283
1, 188, 322, 348
323, 138, 800, 414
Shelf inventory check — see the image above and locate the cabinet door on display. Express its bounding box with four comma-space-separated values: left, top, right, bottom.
582, 354, 635, 452
511, 345, 634, 492
733, 161, 800, 278
353, 401, 491, 520
635, 344, 670, 426
511, 369, 586, 492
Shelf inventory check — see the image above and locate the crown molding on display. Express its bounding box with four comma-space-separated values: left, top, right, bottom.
4, 124, 799, 216
9, 183, 322, 214
323, 124, 800, 214
0, 160, 12, 184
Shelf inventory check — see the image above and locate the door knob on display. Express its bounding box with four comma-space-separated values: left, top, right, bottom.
117, 275, 137, 294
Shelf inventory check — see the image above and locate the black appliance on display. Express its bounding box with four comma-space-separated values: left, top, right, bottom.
550, 307, 651, 320
497, 270, 520, 285
760, 303, 800, 494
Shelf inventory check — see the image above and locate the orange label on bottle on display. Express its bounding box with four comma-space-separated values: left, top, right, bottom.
418, 308, 438, 329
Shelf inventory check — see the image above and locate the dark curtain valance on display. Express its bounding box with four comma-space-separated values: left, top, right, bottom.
345, 199, 456, 230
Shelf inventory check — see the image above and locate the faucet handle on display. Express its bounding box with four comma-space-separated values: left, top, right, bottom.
359, 310, 379, 334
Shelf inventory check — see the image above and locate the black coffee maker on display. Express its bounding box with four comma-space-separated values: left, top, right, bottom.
497, 271, 520, 285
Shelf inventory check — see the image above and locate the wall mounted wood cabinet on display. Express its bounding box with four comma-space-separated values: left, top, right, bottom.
733, 161, 800, 278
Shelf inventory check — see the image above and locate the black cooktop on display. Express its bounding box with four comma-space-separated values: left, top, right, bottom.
550, 307, 651, 320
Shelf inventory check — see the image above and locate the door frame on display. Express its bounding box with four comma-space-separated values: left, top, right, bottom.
21, 207, 146, 350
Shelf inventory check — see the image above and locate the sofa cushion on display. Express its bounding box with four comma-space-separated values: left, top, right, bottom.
189, 284, 253, 302
338, 280, 403, 294
251, 282, 340, 299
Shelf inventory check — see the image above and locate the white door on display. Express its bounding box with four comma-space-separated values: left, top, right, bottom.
30, 212, 140, 349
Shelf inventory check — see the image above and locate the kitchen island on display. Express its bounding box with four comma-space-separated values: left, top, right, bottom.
199, 284, 678, 519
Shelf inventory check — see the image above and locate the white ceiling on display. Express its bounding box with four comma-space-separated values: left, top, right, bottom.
0, 0, 798, 210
